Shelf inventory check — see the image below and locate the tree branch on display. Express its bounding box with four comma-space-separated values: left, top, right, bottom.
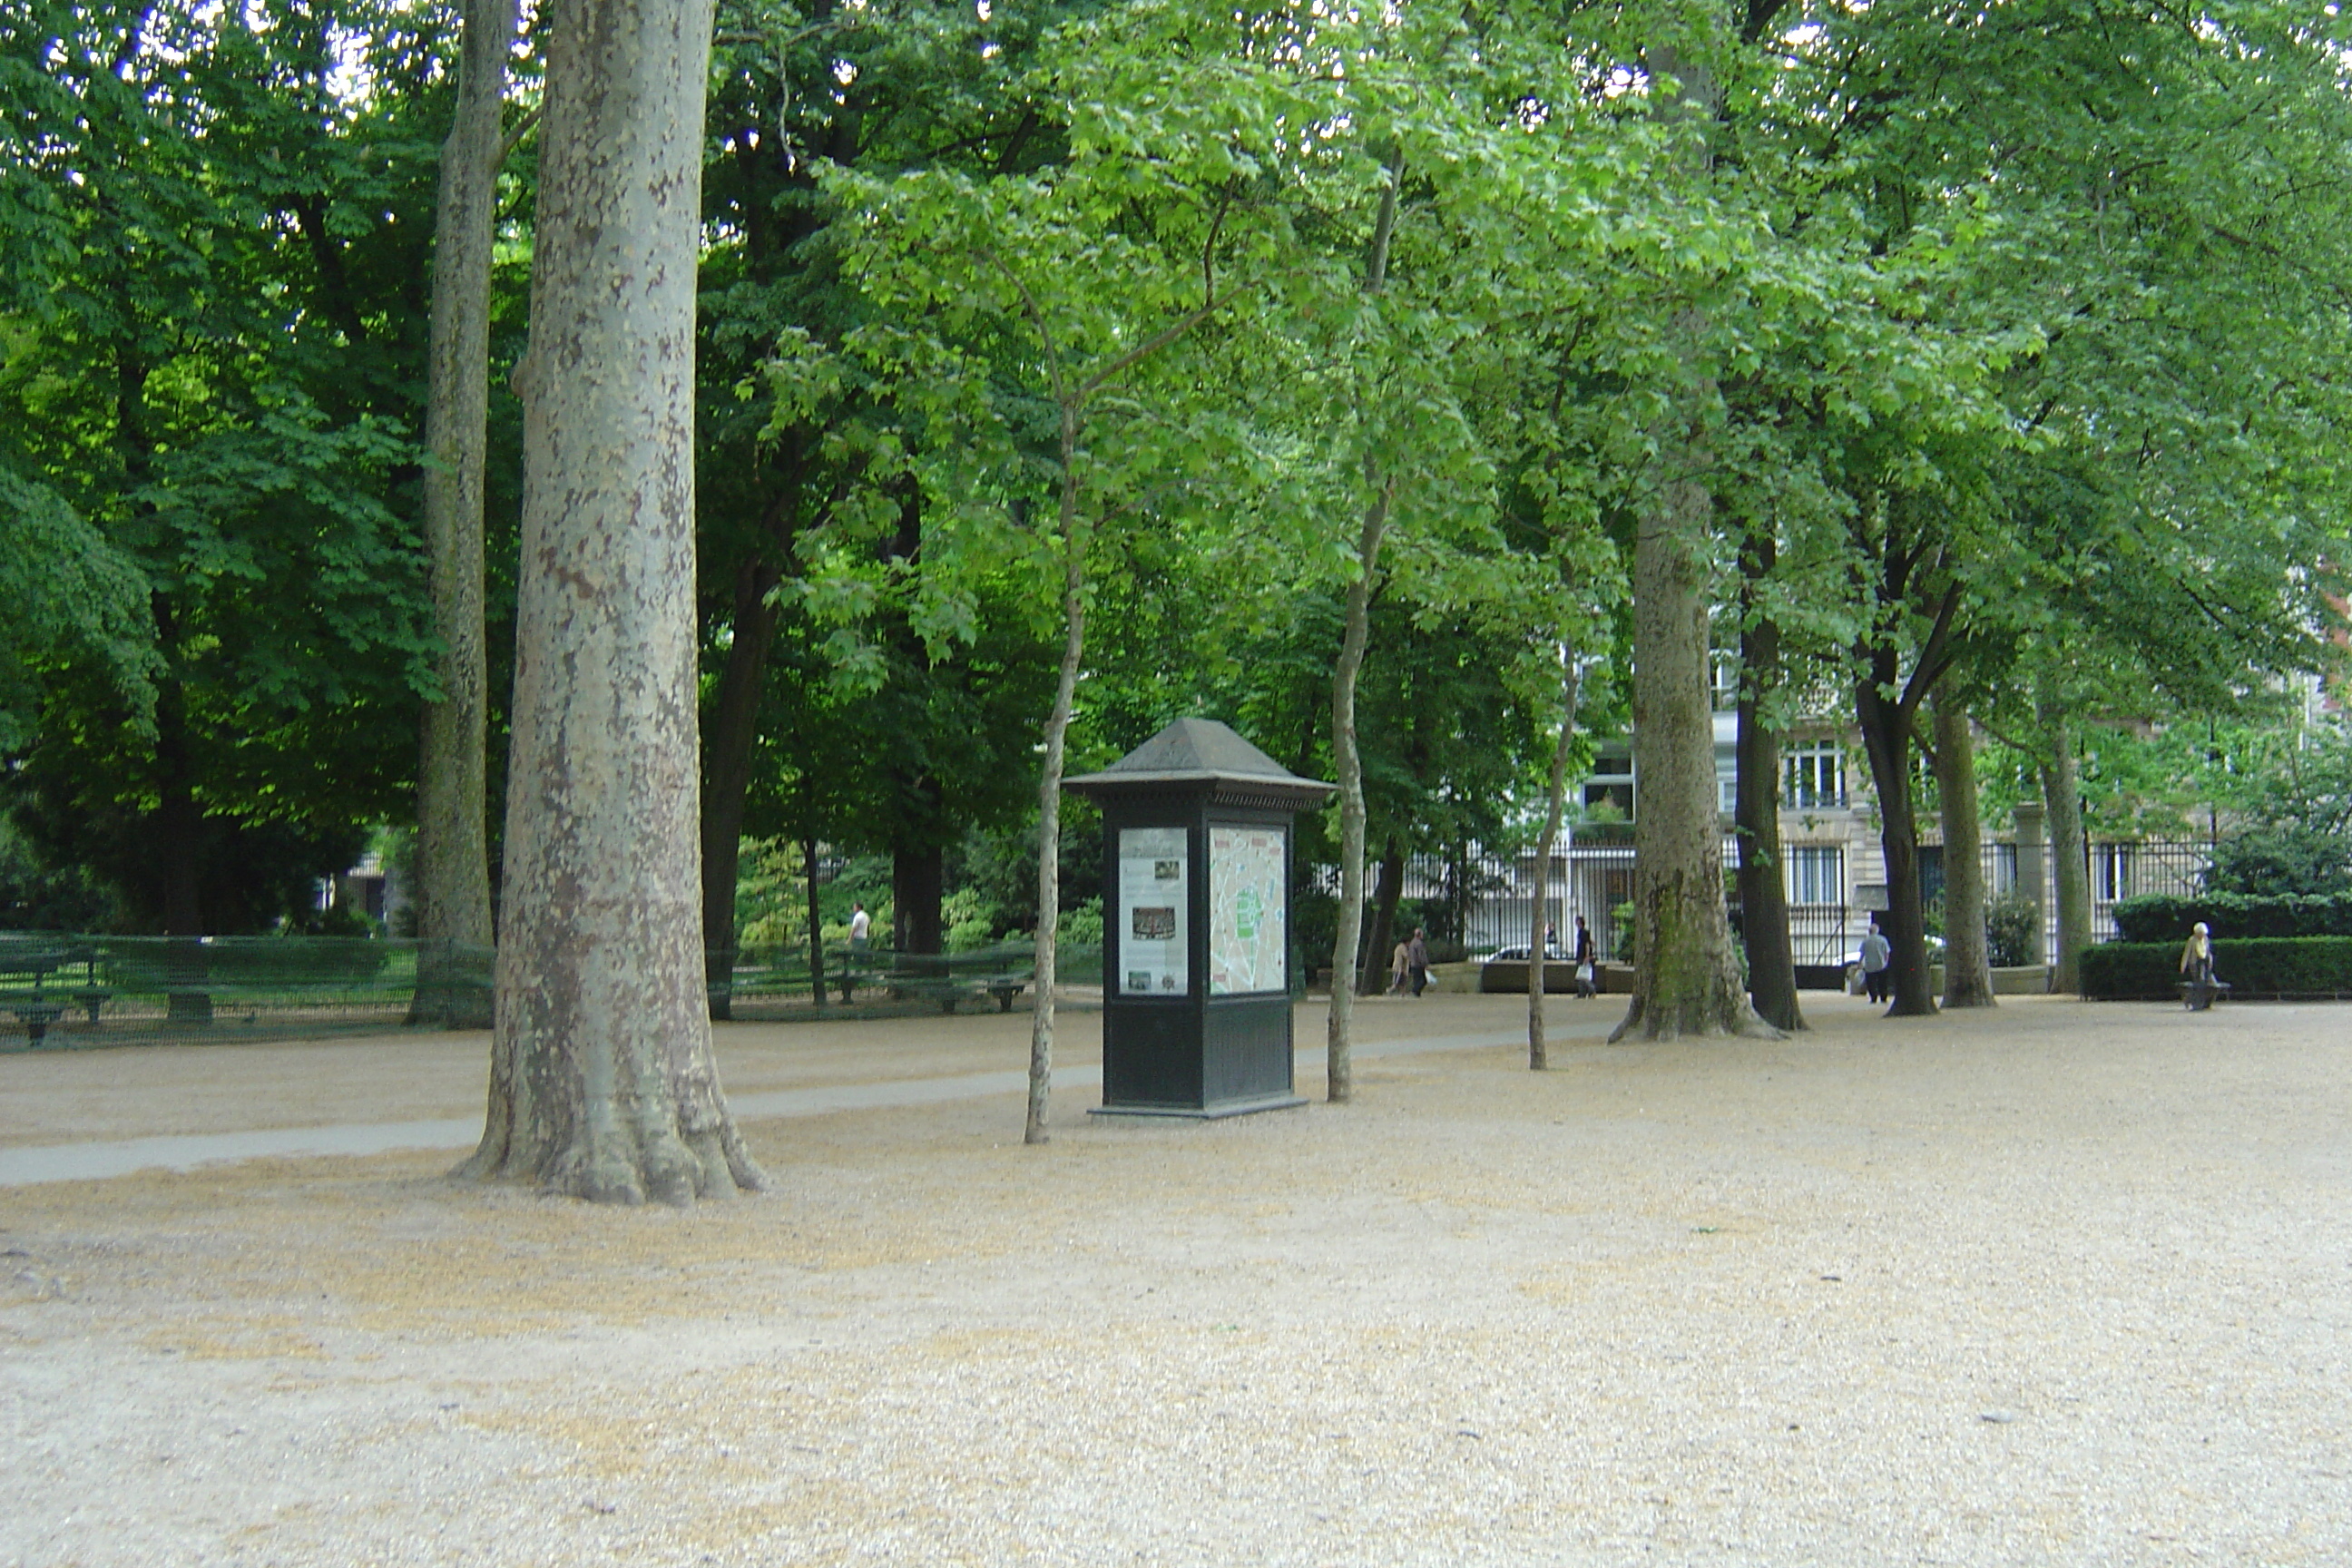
1898, 577, 1965, 721
1078, 292, 1230, 402
499, 104, 543, 166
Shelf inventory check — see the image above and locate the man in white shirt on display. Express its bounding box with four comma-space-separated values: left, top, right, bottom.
848, 902, 871, 954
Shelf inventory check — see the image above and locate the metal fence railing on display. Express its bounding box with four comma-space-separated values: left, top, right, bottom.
1308, 834, 2219, 972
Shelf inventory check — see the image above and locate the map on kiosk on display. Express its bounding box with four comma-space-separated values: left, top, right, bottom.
1210, 825, 1287, 995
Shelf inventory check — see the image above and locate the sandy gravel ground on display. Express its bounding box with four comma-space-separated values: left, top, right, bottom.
3, 992, 2349, 1566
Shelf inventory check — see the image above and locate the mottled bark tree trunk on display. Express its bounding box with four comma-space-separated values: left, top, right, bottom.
1933, 695, 1995, 1008
1529, 651, 1582, 1069
412, 0, 518, 1030
1735, 529, 1803, 1033
1325, 152, 1402, 1099
1611, 460, 1769, 1042
458, 0, 762, 1203
1611, 48, 1770, 1044
2039, 700, 2092, 994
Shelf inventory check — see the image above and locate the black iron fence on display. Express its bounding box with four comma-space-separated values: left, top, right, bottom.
1308, 835, 2218, 971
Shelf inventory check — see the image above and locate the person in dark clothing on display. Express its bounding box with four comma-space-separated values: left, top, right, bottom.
1859, 917, 1892, 1004
1573, 915, 1596, 998
1406, 927, 1430, 996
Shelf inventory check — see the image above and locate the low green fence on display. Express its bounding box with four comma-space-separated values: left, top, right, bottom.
0, 933, 1099, 1049
2080, 936, 2352, 1001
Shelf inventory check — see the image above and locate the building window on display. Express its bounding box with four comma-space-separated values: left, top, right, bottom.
1787, 846, 1843, 906
1783, 743, 1845, 809
1710, 652, 1740, 711
1583, 750, 1634, 820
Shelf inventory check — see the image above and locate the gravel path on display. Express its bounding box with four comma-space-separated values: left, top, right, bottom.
3, 993, 2348, 1565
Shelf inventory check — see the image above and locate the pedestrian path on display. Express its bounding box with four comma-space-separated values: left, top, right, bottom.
0, 1028, 1535, 1187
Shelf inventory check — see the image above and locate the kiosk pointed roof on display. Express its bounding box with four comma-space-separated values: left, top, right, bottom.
1064, 718, 1336, 800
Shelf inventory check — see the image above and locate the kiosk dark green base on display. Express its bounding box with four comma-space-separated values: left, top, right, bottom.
1065, 720, 1336, 1120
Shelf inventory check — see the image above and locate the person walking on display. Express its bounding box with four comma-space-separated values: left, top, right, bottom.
1573, 914, 1596, 999
1406, 927, 1431, 997
1859, 917, 1892, 1004
1388, 936, 1411, 995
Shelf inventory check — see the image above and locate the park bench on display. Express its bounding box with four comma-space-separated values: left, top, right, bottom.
0, 945, 93, 1046
2179, 975, 2231, 1011
863, 950, 1034, 1014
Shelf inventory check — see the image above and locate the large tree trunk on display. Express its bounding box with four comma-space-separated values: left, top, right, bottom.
1855, 657, 1938, 1017
1358, 837, 1404, 997
1610, 48, 1768, 1044
699, 559, 780, 1021
893, 839, 945, 955
411, 0, 518, 1031
1529, 650, 1582, 1069
1611, 460, 1768, 1042
1735, 530, 1803, 1033
1933, 695, 1995, 1008
1024, 447, 1085, 1146
2039, 699, 2092, 994
154, 671, 211, 1023
459, 0, 761, 1204
1325, 152, 1402, 1099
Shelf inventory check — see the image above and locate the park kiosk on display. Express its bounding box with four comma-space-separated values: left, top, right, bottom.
1064, 719, 1336, 1118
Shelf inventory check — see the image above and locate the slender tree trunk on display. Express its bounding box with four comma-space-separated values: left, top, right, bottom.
1326, 488, 1389, 1095
412, 0, 518, 1030
802, 832, 826, 1008
1933, 695, 1994, 1007
1855, 658, 1938, 1017
1735, 530, 1803, 1033
1529, 650, 1582, 1069
2039, 699, 2092, 994
1325, 152, 1402, 1099
1024, 445, 1086, 1146
459, 0, 762, 1203
699, 561, 779, 1022
1359, 838, 1404, 997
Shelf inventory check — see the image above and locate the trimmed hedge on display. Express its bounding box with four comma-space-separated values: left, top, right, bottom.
2081, 936, 2352, 1000
2110, 893, 2352, 943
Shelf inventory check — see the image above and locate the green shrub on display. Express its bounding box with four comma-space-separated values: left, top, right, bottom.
2081, 936, 2352, 999
1056, 897, 1104, 946
2204, 826, 2352, 896
2110, 892, 2352, 943
1985, 894, 2042, 968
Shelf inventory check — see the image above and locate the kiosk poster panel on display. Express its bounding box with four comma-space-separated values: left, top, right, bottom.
1117, 827, 1189, 995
